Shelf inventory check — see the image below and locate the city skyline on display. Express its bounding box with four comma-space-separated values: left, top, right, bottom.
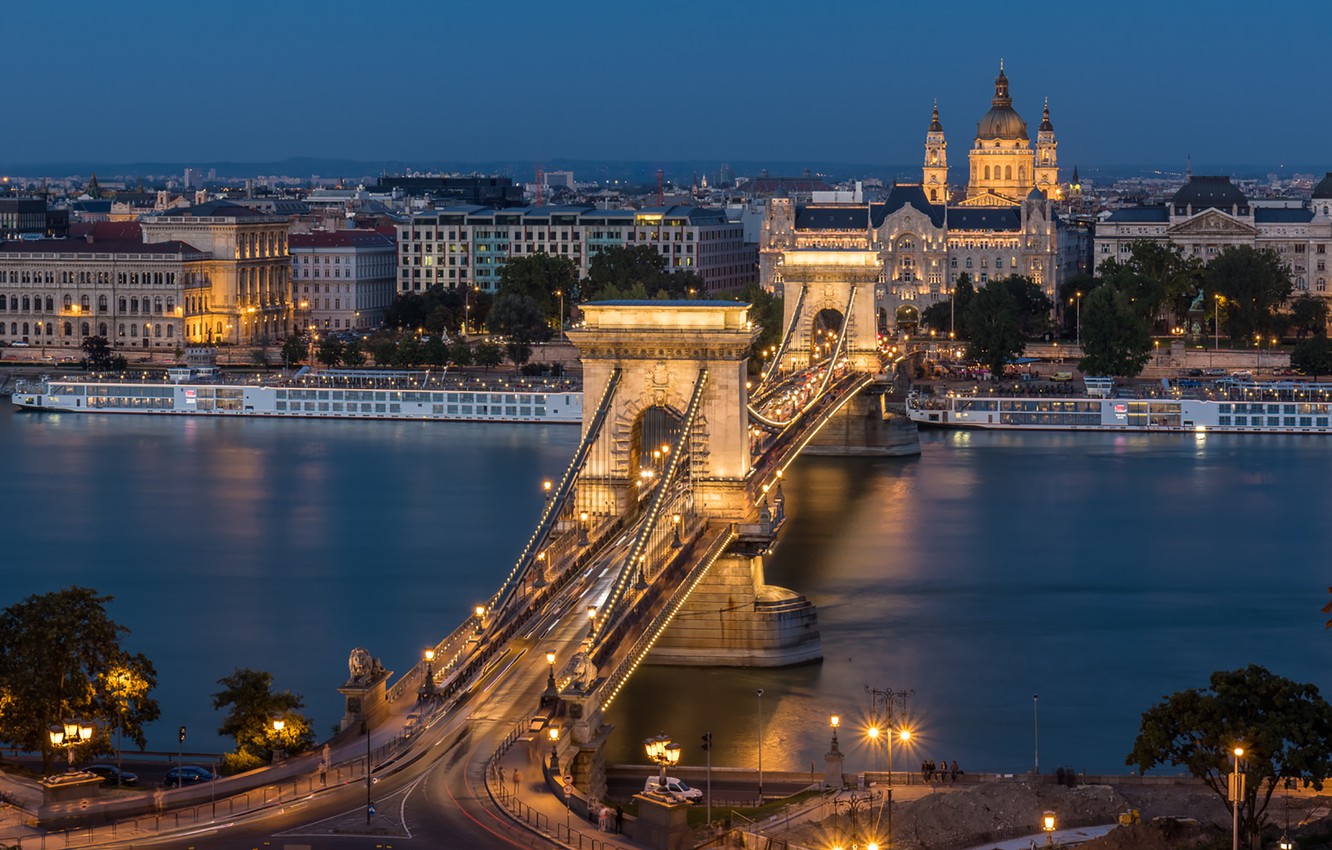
8, 1, 1332, 170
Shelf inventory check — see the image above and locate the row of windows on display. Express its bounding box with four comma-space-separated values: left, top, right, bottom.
0, 294, 174, 313
0, 320, 175, 338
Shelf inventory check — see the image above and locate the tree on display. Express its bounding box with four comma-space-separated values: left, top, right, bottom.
474, 340, 503, 372
737, 282, 783, 372
281, 335, 306, 368
584, 245, 668, 301
964, 281, 1026, 379
497, 253, 575, 322
366, 332, 398, 366
342, 341, 366, 367
488, 291, 552, 371
1127, 665, 1332, 844
249, 346, 272, 369
1207, 246, 1293, 344
998, 275, 1054, 337
316, 336, 344, 368
0, 587, 161, 772
1289, 295, 1329, 339
1057, 272, 1101, 339
393, 335, 424, 367
1126, 240, 1205, 327
448, 340, 473, 368
213, 668, 315, 774
385, 292, 427, 330
422, 335, 449, 367
1291, 336, 1332, 379
81, 335, 114, 371
1077, 286, 1152, 377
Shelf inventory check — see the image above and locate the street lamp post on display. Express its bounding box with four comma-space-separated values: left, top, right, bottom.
421, 649, 436, 701
643, 733, 681, 793
48, 720, 93, 771
756, 689, 765, 801
1043, 811, 1057, 848
1033, 694, 1040, 775
542, 650, 559, 707
1230, 746, 1245, 850
272, 718, 286, 763
548, 725, 561, 772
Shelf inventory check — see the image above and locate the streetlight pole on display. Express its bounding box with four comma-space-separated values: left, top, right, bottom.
1230, 746, 1244, 850
756, 688, 764, 801
1033, 694, 1039, 775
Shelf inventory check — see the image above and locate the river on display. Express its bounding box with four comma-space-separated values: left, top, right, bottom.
1, 404, 1327, 775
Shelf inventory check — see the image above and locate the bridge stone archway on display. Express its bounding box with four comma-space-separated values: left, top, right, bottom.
774, 249, 883, 373
566, 301, 757, 520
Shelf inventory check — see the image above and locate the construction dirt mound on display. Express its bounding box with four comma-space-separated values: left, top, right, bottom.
1077, 819, 1217, 850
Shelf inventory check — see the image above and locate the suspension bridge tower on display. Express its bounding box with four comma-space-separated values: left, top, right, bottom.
565, 301, 758, 521
773, 249, 884, 373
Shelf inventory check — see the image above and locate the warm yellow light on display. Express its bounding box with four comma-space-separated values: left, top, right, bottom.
867, 725, 880, 740
1043, 812, 1056, 832
868, 843, 880, 850
542, 479, 552, 492
548, 726, 560, 742
273, 718, 286, 732
830, 714, 840, 729
899, 729, 911, 742
580, 511, 588, 522
1234, 746, 1244, 757
475, 605, 486, 619
424, 649, 435, 662
587, 605, 598, 620
546, 650, 556, 665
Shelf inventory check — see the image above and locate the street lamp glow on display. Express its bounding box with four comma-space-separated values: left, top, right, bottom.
548, 725, 560, 743
424, 649, 435, 662
546, 650, 556, 666
867, 725, 880, 740
1043, 812, 1056, 832
1234, 746, 1244, 757
899, 728, 911, 743
273, 718, 286, 733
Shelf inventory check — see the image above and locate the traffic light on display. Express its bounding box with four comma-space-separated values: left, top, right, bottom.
701, 732, 712, 752
179, 725, 187, 743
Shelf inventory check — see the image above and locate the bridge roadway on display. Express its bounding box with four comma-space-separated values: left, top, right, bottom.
172, 522, 645, 849
101, 369, 873, 849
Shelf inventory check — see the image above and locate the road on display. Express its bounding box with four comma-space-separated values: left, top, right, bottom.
152, 527, 636, 849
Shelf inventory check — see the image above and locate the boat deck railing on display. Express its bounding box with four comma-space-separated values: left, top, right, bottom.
28, 371, 581, 394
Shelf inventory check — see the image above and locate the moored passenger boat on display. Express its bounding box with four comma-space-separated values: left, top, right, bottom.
10, 371, 582, 424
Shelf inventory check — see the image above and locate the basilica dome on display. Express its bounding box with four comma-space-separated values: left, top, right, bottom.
976, 68, 1028, 141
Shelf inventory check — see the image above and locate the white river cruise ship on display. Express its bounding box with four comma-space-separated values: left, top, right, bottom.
906, 378, 1332, 434
11, 369, 582, 424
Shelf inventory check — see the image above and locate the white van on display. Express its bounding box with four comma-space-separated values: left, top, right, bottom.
643, 776, 702, 801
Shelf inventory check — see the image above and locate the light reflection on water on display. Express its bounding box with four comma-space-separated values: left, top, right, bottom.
2, 407, 1329, 774
605, 430, 1332, 775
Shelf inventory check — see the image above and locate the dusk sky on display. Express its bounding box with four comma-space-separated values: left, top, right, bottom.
10, 1, 1332, 169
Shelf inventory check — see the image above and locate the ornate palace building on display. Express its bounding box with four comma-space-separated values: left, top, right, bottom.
761, 65, 1087, 329
1095, 174, 1332, 297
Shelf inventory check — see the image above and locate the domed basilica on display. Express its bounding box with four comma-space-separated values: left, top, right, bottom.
760, 65, 1086, 330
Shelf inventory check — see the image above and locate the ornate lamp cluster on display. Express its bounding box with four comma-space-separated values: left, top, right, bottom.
643, 732, 681, 791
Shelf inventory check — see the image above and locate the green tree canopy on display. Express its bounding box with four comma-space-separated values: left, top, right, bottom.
81, 335, 115, 371
583, 245, 702, 301
919, 274, 977, 339
1291, 336, 1332, 379
1289, 294, 1329, 339
212, 668, 315, 774
1207, 246, 1293, 343
1127, 665, 1332, 844
0, 587, 161, 771
316, 336, 344, 368
1077, 286, 1152, 377
735, 282, 783, 372
281, 334, 306, 368
474, 340, 504, 371
342, 340, 366, 367
1124, 240, 1205, 327
448, 340, 473, 368
964, 280, 1027, 379
497, 253, 575, 322
488, 291, 552, 371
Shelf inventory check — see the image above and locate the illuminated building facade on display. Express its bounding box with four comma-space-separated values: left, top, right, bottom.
1095, 174, 1332, 299
0, 239, 209, 348
290, 231, 396, 332
761, 66, 1076, 328
141, 200, 292, 344
396, 205, 754, 295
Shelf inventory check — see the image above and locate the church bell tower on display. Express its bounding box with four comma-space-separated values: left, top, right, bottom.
923, 101, 948, 204
1034, 98, 1060, 198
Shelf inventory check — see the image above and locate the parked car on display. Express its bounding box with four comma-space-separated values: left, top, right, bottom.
10, 340, 29, 347
1205, 368, 1227, 376
1051, 372, 1074, 382
642, 776, 703, 801
83, 764, 138, 786
163, 766, 216, 787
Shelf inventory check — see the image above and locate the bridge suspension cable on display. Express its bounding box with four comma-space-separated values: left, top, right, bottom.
488, 368, 622, 619
755, 283, 806, 390
591, 366, 709, 645
746, 283, 859, 428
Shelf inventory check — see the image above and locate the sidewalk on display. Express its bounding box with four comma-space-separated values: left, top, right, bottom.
960, 823, 1117, 850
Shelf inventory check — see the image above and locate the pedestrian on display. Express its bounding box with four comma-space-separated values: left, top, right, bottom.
920, 760, 929, 783
512, 769, 520, 797
497, 766, 505, 786
615, 803, 624, 834
951, 760, 960, 782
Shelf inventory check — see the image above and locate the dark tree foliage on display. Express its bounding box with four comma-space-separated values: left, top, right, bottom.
1207, 246, 1293, 343
213, 669, 315, 774
0, 587, 161, 771
448, 340, 473, 368
81, 335, 115, 370
316, 336, 344, 368
1289, 295, 1330, 339
342, 341, 366, 367
488, 291, 552, 370
963, 281, 1027, 379
1291, 336, 1332, 379
497, 253, 576, 322
1077, 286, 1152, 377
583, 245, 702, 301
920, 274, 976, 339
281, 335, 306, 368
474, 340, 503, 371
1127, 665, 1332, 844
734, 282, 783, 372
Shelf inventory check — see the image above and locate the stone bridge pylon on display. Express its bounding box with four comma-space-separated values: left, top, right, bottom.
773, 249, 884, 374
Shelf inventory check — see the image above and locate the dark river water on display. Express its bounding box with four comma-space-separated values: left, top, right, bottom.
2, 404, 1327, 775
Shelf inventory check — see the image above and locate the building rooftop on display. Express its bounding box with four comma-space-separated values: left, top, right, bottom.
0, 238, 205, 256
290, 231, 396, 249
1171, 176, 1249, 215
